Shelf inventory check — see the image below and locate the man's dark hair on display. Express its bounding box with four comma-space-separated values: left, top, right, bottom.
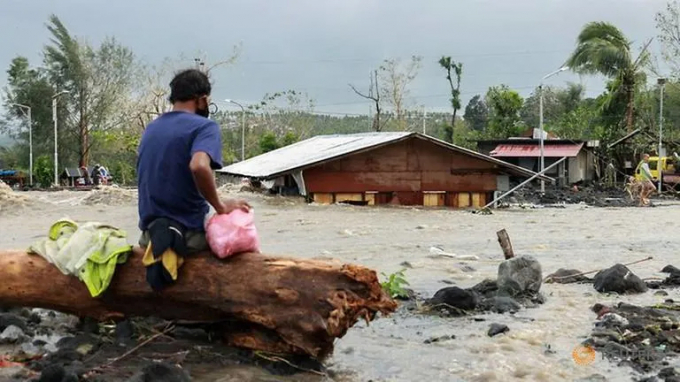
169, 69, 211, 103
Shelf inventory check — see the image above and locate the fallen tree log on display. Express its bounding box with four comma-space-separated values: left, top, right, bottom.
0, 248, 396, 359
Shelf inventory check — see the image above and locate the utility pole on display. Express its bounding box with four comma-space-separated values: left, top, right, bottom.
539, 66, 569, 193
422, 107, 427, 135
11, 103, 32, 185
52, 90, 69, 187
225, 99, 246, 161
658, 77, 666, 193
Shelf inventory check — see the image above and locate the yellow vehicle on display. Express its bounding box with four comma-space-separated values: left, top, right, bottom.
634, 156, 676, 182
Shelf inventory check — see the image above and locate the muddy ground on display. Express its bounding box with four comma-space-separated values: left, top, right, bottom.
2, 185, 680, 381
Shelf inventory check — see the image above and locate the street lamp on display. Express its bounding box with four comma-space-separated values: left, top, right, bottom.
10, 103, 32, 186
539, 66, 569, 193
52, 90, 69, 187
658, 77, 667, 193
225, 99, 246, 161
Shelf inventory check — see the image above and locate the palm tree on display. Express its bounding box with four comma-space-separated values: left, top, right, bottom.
566, 22, 650, 133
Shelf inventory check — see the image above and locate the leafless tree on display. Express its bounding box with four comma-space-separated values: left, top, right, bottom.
349, 70, 383, 132
380, 56, 422, 130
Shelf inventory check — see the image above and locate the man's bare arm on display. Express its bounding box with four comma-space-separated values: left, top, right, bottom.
189, 152, 250, 214
190, 152, 224, 212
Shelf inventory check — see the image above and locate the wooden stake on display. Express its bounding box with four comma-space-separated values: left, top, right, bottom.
497, 229, 515, 260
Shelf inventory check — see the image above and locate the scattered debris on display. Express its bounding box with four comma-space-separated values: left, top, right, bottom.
0, 180, 32, 212
581, 301, 680, 378
423, 335, 455, 344
428, 246, 479, 261
81, 186, 137, 206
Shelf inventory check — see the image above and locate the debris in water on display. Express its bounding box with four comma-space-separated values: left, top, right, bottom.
0, 180, 32, 212
82, 186, 137, 206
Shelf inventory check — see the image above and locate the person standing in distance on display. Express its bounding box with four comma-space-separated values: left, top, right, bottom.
137, 68, 249, 254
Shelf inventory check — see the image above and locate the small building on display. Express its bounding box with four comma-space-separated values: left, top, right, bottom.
217, 132, 551, 208
60, 167, 86, 187
476, 129, 599, 186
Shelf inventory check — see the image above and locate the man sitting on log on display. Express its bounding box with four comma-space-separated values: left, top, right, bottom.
137, 68, 249, 290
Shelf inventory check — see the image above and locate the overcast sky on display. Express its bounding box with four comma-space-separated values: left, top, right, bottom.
0, 0, 671, 115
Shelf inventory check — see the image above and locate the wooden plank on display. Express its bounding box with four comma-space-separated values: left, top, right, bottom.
471, 193, 481, 208
458, 193, 471, 208
313, 193, 333, 205
365, 192, 376, 206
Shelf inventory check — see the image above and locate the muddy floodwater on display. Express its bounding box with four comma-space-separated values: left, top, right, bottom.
2, 189, 680, 381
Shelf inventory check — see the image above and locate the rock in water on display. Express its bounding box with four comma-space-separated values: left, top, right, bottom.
546, 268, 588, 284
661, 265, 680, 275
0, 325, 26, 343
497, 256, 542, 297
490, 296, 522, 313
487, 323, 509, 337
427, 287, 478, 312
593, 264, 647, 294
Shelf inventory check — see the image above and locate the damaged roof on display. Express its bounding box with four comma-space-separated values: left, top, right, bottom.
217, 132, 552, 181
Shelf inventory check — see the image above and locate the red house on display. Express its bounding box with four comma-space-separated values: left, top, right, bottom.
217, 132, 550, 208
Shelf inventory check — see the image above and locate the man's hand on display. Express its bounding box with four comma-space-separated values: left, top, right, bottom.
216, 198, 251, 214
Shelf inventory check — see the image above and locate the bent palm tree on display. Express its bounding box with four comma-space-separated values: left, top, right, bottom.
566, 22, 650, 133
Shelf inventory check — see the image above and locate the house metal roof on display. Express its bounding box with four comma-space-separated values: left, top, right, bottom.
490, 143, 584, 158
218, 132, 553, 181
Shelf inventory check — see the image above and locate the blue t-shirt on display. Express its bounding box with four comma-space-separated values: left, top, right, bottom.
137, 111, 223, 232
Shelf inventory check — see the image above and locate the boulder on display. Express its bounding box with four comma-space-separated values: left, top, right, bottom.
0, 325, 26, 343
497, 256, 542, 298
427, 287, 478, 313
593, 264, 647, 294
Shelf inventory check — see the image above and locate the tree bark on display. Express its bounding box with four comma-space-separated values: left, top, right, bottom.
0, 249, 396, 359
626, 85, 635, 133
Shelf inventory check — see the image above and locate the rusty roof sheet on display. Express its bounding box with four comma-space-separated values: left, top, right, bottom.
490, 143, 584, 158
217, 132, 552, 181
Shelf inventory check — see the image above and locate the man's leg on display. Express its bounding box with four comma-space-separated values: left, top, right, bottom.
185, 231, 210, 254
138, 229, 208, 254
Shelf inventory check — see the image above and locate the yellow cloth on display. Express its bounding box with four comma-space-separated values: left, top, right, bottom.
141, 243, 184, 281
29, 218, 132, 297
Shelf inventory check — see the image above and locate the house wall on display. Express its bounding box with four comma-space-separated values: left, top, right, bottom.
568, 150, 596, 184
303, 138, 500, 207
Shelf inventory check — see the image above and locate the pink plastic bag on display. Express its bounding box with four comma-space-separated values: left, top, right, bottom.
206, 209, 260, 259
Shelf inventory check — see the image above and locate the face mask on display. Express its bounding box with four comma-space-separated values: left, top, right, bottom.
196, 107, 210, 118
195, 97, 210, 118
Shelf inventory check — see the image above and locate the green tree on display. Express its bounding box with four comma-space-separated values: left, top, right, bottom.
259, 132, 280, 153
438, 56, 463, 142
43, 14, 139, 167
1, 57, 59, 168
463, 95, 488, 132
485, 85, 524, 138
566, 21, 650, 133
33, 155, 54, 187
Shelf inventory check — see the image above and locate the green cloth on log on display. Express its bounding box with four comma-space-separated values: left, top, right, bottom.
28, 218, 133, 297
